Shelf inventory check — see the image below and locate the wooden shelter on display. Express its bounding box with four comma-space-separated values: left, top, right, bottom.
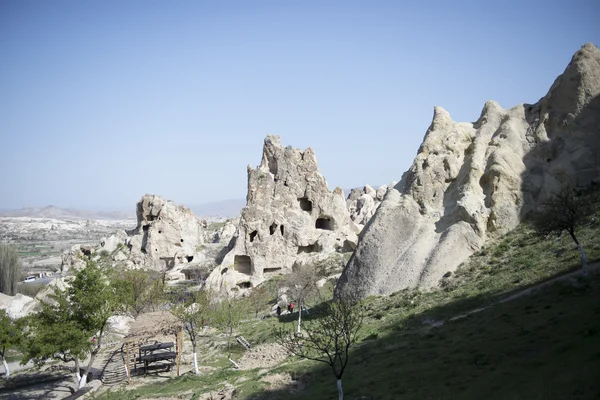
122, 311, 183, 383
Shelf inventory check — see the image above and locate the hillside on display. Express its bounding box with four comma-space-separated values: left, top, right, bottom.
93, 206, 600, 400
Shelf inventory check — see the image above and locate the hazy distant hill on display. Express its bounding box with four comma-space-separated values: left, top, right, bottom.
0, 205, 135, 220
187, 199, 246, 218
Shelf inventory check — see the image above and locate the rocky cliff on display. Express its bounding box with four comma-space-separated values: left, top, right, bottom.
346, 184, 390, 227
61, 194, 209, 273
206, 135, 359, 290
336, 43, 600, 299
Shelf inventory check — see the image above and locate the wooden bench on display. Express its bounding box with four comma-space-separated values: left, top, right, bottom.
137, 342, 176, 373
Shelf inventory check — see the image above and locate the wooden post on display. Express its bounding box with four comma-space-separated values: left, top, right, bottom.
126, 342, 131, 384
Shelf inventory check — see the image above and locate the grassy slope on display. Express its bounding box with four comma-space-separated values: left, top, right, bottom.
96, 215, 600, 400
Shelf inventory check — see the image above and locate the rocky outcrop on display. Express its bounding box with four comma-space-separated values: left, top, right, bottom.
206, 136, 359, 291
125, 195, 206, 270
336, 43, 600, 299
0, 292, 38, 318
346, 185, 390, 227
60, 195, 210, 273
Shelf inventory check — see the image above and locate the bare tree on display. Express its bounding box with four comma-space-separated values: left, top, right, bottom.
282, 263, 319, 333
172, 290, 212, 375
276, 298, 364, 400
0, 244, 20, 296
212, 289, 246, 368
248, 284, 271, 319
533, 183, 598, 276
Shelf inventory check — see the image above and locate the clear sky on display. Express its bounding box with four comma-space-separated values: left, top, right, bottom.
1, 1, 598, 211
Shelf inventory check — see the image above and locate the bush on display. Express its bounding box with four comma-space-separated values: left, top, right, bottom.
0, 244, 20, 295
17, 283, 44, 297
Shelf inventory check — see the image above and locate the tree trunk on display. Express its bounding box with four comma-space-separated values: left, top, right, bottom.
228, 327, 232, 359
337, 379, 343, 400
80, 352, 98, 389
192, 342, 199, 375
2, 353, 9, 380
569, 230, 588, 276
79, 372, 87, 389
578, 243, 589, 276
297, 305, 302, 333
81, 331, 104, 390
74, 359, 81, 387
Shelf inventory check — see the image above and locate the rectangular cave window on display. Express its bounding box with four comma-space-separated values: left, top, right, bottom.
298, 197, 313, 212
234, 255, 252, 275
297, 244, 317, 254
280, 225, 284, 235
263, 267, 282, 274
316, 217, 334, 231
269, 223, 277, 235
146, 214, 155, 221
142, 225, 149, 232
186, 256, 194, 262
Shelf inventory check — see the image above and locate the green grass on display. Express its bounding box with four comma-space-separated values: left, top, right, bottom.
94, 215, 600, 400
256, 275, 600, 400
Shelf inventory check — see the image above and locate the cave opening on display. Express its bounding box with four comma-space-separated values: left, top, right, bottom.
298, 197, 313, 212
237, 281, 253, 289
249, 230, 258, 242
315, 217, 334, 231
297, 244, 318, 254
234, 255, 252, 275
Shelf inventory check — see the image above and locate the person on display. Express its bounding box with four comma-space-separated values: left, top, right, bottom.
289, 302, 295, 313
276, 305, 282, 316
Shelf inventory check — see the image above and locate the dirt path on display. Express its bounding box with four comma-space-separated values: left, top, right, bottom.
444, 262, 600, 324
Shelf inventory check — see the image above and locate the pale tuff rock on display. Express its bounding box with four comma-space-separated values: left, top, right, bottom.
206, 135, 359, 291
60, 244, 87, 272
99, 229, 128, 253
60, 195, 209, 273
336, 43, 600, 299
126, 194, 205, 270
203, 217, 240, 244
346, 185, 389, 227
0, 292, 37, 319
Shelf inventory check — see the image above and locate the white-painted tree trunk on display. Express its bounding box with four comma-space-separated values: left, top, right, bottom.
297, 306, 302, 333
2, 356, 9, 380
228, 358, 240, 369
193, 352, 199, 375
78, 373, 87, 389
337, 379, 343, 400
578, 244, 588, 276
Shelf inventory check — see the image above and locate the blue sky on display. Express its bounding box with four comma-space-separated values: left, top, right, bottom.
0, 1, 598, 211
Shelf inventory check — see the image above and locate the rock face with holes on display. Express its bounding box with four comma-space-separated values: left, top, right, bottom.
125, 194, 206, 271
346, 184, 390, 227
206, 135, 359, 290
336, 43, 600, 299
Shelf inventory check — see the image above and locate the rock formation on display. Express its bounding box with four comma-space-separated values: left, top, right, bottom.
206, 135, 359, 290
346, 184, 390, 227
60, 194, 209, 273
126, 194, 206, 270
336, 43, 600, 299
